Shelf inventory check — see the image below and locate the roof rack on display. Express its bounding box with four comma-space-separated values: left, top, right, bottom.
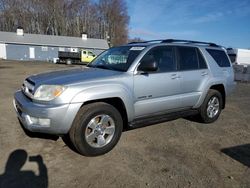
128, 39, 220, 47
162, 39, 219, 47
128, 40, 163, 44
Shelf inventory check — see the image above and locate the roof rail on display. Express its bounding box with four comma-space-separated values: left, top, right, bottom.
162, 39, 219, 47
128, 39, 220, 47
128, 40, 163, 44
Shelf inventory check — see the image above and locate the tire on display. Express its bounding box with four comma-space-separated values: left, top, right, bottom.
66, 59, 72, 65
69, 102, 123, 156
198, 89, 223, 123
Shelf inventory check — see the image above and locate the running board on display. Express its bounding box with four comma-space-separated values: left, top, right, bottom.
128, 109, 199, 129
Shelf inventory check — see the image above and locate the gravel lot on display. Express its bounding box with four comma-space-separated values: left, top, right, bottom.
0, 60, 250, 188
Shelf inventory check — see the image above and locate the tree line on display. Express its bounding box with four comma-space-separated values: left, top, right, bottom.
0, 0, 129, 46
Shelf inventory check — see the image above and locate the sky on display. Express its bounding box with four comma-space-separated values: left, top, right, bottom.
126, 0, 250, 48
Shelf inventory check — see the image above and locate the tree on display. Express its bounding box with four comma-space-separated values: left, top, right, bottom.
98, 0, 129, 46
0, 0, 129, 46
128, 37, 145, 43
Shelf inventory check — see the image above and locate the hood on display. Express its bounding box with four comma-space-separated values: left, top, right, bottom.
28, 67, 123, 86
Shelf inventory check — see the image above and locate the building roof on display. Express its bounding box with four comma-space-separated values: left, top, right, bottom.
0, 31, 109, 50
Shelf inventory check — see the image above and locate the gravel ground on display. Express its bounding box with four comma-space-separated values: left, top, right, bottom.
0, 60, 250, 188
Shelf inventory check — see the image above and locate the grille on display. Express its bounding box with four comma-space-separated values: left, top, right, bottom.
22, 78, 35, 98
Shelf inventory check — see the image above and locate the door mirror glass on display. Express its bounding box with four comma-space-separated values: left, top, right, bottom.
138, 55, 158, 72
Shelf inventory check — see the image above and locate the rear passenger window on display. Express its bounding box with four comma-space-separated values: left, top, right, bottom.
178, 47, 199, 70
197, 50, 207, 69
206, 49, 231, 67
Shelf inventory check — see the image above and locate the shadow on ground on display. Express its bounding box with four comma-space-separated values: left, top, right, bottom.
0, 66, 12, 69
221, 144, 250, 168
0, 149, 48, 188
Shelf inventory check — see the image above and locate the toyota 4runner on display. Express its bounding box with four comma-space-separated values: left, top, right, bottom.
14, 39, 235, 156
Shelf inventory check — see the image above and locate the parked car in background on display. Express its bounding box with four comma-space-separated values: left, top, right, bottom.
14, 39, 235, 156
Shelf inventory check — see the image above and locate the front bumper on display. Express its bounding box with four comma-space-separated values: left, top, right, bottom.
13, 90, 82, 134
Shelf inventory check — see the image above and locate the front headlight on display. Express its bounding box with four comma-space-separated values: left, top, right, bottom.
34, 85, 67, 101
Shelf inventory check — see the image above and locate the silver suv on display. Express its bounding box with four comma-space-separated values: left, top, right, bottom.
14, 39, 235, 156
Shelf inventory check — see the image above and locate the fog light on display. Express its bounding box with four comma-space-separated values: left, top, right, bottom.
29, 116, 50, 127
30, 116, 39, 124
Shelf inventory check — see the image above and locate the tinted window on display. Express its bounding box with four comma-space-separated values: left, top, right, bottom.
197, 50, 207, 69
228, 54, 236, 63
178, 47, 198, 70
206, 49, 231, 67
140, 46, 176, 72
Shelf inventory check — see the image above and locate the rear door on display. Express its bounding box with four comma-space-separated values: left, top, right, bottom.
133, 46, 182, 117
177, 46, 209, 107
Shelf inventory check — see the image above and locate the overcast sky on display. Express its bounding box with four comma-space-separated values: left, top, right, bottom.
127, 0, 250, 48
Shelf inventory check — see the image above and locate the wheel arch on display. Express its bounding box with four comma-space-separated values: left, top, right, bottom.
210, 84, 226, 109
70, 84, 134, 123
83, 97, 129, 130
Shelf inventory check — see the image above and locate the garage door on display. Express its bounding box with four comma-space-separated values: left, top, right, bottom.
0, 43, 6, 59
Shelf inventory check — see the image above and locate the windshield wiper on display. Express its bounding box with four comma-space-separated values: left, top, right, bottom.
88, 64, 124, 72
94, 65, 111, 70
86, 64, 93, 67
94, 64, 121, 71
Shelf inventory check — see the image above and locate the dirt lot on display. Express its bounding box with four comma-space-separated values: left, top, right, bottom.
0, 60, 250, 188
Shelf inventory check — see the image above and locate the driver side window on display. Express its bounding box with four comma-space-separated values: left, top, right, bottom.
140, 46, 176, 73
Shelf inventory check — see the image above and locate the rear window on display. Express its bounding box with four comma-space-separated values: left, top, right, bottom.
206, 49, 231, 67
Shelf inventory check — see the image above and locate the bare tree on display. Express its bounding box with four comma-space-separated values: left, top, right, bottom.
128, 37, 145, 43
98, 0, 129, 46
0, 0, 129, 46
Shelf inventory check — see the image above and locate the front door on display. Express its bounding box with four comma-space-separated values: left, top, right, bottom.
133, 46, 181, 118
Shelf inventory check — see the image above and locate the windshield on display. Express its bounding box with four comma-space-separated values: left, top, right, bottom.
88, 46, 145, 72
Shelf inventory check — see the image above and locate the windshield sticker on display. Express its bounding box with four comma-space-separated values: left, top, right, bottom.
130, 47, 145, 51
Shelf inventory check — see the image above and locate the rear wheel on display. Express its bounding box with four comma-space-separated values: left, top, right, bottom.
198, 89, 223, 123
69, 102, 123, 156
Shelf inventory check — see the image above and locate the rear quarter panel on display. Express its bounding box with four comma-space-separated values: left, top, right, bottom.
193, 47, 234, 108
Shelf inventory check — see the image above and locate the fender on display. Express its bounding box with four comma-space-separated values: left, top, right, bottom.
193, 77, 226, 109
70, 83, 135, 121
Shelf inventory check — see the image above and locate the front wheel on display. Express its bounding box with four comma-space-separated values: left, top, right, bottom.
69, 102, 123, 156
198, 89, 223, 123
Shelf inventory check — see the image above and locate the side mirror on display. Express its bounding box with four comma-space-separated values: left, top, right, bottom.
138, 56, 158, 72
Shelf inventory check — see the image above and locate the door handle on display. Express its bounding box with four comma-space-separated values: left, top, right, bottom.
201, 71, 208, 76
171, 74, 180, 79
